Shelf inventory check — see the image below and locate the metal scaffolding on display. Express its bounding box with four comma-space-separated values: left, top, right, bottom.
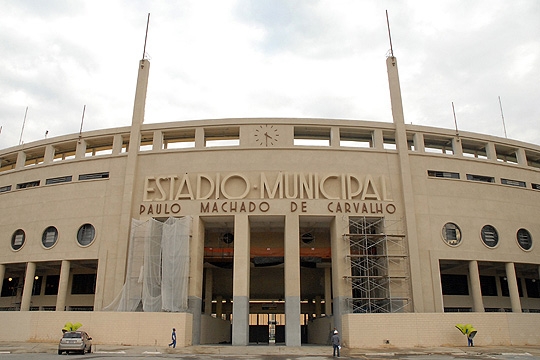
343, 216, 411, 313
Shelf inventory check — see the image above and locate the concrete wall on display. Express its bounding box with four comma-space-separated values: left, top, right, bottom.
200, 314, 231, 344
343, 312, 540, 348
0, 311, 192, 347
307, 315, 335, 345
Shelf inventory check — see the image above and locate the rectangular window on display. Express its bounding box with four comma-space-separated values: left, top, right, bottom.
501, 178, 526, 187
441, 274, 469, 295
71, 274, 96, 295
500, 276, 523, 297
428, 170, 460, 179
16, 180, 40, 189
294, 126, 330, 147
44, 275, 60, 295
466, 174, 495, 183
45, 176, 73, 185
525, 279, 540, 298
532, 183, 540, 190
0, 185, 11, 193
480, 275, 498, 296
1, 277, 19, 297
79, 172, 109, 181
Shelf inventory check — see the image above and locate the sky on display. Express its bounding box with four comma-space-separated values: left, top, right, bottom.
1, 0, 539, 150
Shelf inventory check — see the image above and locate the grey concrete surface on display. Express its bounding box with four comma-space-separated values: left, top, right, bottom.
1, 341, 540, 359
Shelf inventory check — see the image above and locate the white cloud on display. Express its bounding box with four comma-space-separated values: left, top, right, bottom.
0, 0, 539, 149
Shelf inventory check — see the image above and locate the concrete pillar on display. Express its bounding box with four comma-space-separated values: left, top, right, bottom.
452, 137, 463, 156
285, 214, 301, 346
386, 56, 424, 311
75, 139, 87, 159
152, 130, 163, 151
204, 268, 213, 315
486, 142, 497, 161
232, 214, 250, 345
414, 133, 425, 153
0, 265, 5, 287
373, 129, 384, 150
315, 295, 322, 318
431, 258, 444, 312
109, 59, 150, 308
505, 262, 522, 312
516, 148, 527, 166
20, 262, 36, 311
324, 267, 332, 315
44, 145, 55, 164
188, 216, 205, 345
56, 260, 70, 311
330, 215, 352, 334
330, 127, 340, 148
15, 150, 26, 169
468, 260, 484, 312
112, 134, 124, 155
195, 128, 205, 149
216, 295, 223, 319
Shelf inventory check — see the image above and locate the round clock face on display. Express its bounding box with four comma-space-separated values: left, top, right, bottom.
254, 125, 279, 147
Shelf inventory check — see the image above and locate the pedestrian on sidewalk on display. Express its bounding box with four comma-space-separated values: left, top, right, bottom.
331, 330, 341, 357
168, 328, 176, 348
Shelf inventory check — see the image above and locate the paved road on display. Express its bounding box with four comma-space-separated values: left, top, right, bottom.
1, 352, 540, 360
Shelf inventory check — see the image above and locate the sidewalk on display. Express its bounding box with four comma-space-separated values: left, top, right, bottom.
2, 341, 540, 357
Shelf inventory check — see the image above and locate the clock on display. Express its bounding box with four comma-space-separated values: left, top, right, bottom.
254, 124, 279, 147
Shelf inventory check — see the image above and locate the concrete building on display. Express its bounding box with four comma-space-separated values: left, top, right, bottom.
1, 55, 540, 348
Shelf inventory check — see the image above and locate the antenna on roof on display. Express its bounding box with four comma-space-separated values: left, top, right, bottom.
498, 96, 508, 138
78, 105, 86, 144
142, 13, 150, 60
386, 10, 395, 59
19, 106, 28, 145
452, 102, 460, 141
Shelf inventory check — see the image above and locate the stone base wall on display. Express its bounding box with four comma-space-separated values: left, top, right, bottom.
0, 311, 192, 347
343, 312, 540, 348
200, 314, 231, 344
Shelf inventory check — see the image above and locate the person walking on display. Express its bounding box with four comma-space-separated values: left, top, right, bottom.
168, 328, 176, 348
331, 330, 341, 357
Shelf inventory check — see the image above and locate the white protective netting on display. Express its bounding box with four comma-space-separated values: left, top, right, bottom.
103, 216, 191, 312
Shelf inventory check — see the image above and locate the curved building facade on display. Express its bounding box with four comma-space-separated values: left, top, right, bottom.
1, 57, 540, 347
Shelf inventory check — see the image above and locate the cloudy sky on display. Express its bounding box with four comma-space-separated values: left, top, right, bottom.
1, 0, 539, 150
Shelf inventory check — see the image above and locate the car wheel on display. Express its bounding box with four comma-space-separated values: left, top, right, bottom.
57, 350, 62, 355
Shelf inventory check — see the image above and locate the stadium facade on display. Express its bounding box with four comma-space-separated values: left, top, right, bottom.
1, 56, 540, 348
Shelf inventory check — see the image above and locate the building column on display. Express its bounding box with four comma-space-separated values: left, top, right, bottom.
285, 214, 301, 346
324, 266, 332, 315
232, 214, 250, 345
204, 268, 213, 315
468, 260, 484, 312
330, 215, 352, 334
216, 295, 223, 319
0, 265, 5, 287
188, 216, 205, 345
20, 262, 36, 311
505, 262, 522, 312
315, 295, 322, 318
56, 260, 70, 311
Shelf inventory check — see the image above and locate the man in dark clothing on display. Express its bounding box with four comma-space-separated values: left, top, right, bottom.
331, 330, 340, 357
168, 328, 176, 348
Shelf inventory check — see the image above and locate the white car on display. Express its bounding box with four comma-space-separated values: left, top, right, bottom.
58, 331, 92, 355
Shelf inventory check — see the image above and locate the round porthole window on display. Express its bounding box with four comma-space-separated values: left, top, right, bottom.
516, 228, 532, 251
481, 225, 499, 248
442, 222, 461, 246
220, 232, 234, 244
301, 232, 315, 244
42, 226, 58, 249
11, 229, 26, 251
77, 223, 96, 246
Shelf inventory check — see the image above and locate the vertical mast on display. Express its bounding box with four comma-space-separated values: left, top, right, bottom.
385, 11, 425, 312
